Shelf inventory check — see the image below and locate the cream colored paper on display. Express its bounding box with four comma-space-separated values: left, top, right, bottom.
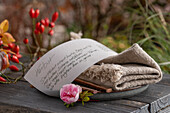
24, 39, 117, 97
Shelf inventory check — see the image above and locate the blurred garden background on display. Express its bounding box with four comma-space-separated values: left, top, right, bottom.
0, 0, 169, 73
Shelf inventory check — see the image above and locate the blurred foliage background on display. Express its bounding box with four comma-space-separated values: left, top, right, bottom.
0, 0, 169, 73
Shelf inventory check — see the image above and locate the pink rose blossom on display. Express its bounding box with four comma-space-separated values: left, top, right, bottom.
60, 84, 82, 104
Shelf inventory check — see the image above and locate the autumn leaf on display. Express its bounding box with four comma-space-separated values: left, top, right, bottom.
0, 49, 16, 54
1, 33, 15, 46
0, 20, 9, 33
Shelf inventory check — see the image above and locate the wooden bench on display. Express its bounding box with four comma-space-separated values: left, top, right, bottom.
0, 68, 169, 112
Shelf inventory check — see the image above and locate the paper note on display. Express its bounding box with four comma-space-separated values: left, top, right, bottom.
24, 39, 117, 97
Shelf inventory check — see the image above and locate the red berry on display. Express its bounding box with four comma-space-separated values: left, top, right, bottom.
40, 19, 45, 25
12, 45, 20, 54
8, 43, 15, 49
44, 17, 49, 27
3, 46, 9, 49
0, 77, 6, 82
52, 12, 59, 22
16, 53, 22, 59
34, 9, 40, 18
23, 38, 29, 44
8, 54, 11, 60
39, 25, 45, 33
1, 55, 8, 70
34, 29, 40, 34
37, 57, 41, 60
48, 29, 54, 36
49, 22, 55, 28
36, 22, 41, 30
29, 8, 35, 18
0, 39, 3, 46
11, 55, 19, 63
9, 65, 19, 71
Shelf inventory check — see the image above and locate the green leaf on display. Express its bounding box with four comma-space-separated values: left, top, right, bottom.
83, 96, 90, 102
82, 101, 84, 106
80, 91, 88, 99
85, 92, 93, 97
83, 91, 88, 95
66, 104, 70, 108
80, 94, 83, 99
71, 103, 74, 107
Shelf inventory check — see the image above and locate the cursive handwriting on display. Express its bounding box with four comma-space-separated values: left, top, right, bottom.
35, 54, 55, 77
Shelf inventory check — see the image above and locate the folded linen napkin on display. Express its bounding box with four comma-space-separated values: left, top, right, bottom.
78, 43, 163, 90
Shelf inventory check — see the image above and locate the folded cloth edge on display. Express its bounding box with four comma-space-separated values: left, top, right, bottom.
78, 43, 163, 90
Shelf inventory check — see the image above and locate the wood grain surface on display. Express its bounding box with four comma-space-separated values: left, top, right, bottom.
0, 64, 169, 113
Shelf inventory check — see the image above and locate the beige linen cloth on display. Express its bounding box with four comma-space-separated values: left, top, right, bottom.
70, 32, 162, 91
78, 43, 162, 91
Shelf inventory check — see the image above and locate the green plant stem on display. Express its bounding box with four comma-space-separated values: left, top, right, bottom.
48, 35, 52, 50
136, 0, 148, 18
2, 72, 19, 78
13, 75, 22, 83
0, 81, 11, 84
12, 62, 25, 83
29, 45, 47, 52
159, 62, 170, 66
32, 18, 40, 47
137, 35, 156, 46
25, 47, 40, 72
19, 62, 25, 77
26, 44, 33, 59
6, 76, 16, 80
39, 34, 43, 48
0, 72, 12, 83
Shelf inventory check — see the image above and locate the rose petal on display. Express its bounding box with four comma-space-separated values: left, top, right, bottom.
78, 86, 82, 94
60, 84, 80, 104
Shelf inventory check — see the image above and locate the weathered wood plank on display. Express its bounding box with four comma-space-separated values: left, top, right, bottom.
150, 93, 170, 113
158, 74, 170, 86
126, 73, 170, 103
158, 105, 170, 113
0, 68, 169, 113
131, 104, 149, 113
0, 103, 48, 113
0, 81, 141, 113
105, 99, 147, 108
86, 101, 138, 113
126, 74, 170, 113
